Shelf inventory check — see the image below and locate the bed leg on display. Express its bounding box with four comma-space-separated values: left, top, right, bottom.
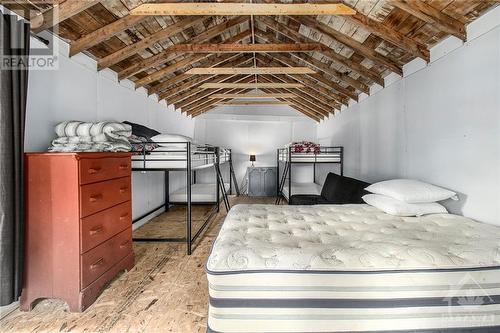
164, 171, 169, 212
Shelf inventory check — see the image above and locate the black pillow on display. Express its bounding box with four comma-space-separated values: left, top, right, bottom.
123, 121, 160, 140
321, 173, 370, 204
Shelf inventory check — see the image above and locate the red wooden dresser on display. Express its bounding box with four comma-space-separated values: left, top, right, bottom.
20, 152, 135, 312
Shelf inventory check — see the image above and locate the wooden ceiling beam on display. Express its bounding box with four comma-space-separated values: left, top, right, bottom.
254, 88, 322, 122
149, 53, 242, 95
342, 7, 430, 62
266, 53, 358, 101
200, 83, 304, 89
186, 67, 316, 75
130, 3, 356, 16
180, 76, 255, 111
255, 56, 343, 109
188, 88, 252, 116
166, 43, 326, 53
31, 0, 102, 33
216, 101, 290, 106
98, 16, 206, 70
208, 93, 296, 99
268, 92, 325, 120
258, 16, 385, 86
256, 54, 348, 106
255, 29, 368, 94
70, 14, 146, 57
259, 75, 334, 115
135, 54, 210, 88
160, 56, 253, 100
388, 0, 466, 41
171, 75, 252, 107
118, 22, 251, 80
293, 16, 403, 75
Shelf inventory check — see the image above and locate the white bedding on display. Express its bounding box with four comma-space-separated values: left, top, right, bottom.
131, 152, 223, 170
282, 182, 322, 200
279, 152, 341, 163
206, 204, 500, 332
169, 183, 230, 203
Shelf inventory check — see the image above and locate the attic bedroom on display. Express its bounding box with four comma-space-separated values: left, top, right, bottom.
0, 1, 499, 332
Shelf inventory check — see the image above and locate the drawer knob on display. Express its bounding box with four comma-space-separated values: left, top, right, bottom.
119, 213, 129, 220
89, 226, 104, 235
90, 258, 104, 270
89, 194, 103, 202
119, 164, 129, 170
88, 167, 102, 174
119, 187, 128, 194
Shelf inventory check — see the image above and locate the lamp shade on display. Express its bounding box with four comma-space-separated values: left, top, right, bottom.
249, 154, 256, 162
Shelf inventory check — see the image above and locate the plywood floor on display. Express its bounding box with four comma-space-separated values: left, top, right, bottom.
0, 196, 275, 333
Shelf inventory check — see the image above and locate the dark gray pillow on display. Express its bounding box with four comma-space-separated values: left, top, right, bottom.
123, 121, 160, 140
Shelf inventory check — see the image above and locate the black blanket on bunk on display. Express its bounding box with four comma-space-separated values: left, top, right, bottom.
289, 173, 370, 205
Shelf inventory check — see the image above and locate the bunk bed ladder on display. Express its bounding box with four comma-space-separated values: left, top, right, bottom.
215, 163, 231, 212
275, 161, 290, 205
229, 156, 240, 196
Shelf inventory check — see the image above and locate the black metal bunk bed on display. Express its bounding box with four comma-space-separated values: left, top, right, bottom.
131, 142, 239, 255
276, 146, 343, 205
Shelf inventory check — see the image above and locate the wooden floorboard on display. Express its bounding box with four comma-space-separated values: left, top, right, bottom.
0, 196, 276, 333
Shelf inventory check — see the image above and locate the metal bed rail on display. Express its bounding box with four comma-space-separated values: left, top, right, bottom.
276, 146, 344, 205
130, 141, 232, 255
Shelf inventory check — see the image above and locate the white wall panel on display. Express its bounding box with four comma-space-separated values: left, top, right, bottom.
317, 9, 500, 225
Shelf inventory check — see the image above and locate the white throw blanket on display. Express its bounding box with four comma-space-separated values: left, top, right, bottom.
49, 121, 132, 152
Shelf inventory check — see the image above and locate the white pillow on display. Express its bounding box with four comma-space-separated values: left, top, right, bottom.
365, 179, 457, 203
151, 134, 192, 148
362, 194, 448, 217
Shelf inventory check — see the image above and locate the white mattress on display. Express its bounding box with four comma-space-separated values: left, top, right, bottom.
206, 204, 500, 332
279, 152, 341, 163
131, 152, 218, 170
169, 183, 230, 203
282, 182, 322, 200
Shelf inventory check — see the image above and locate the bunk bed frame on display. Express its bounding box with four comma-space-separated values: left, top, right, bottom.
131, 142, 239, 255
276, 146, 343, 205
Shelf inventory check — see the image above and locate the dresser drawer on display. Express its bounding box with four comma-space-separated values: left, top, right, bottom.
79, 157, 130, 185
80, 201, 131, 253
80, 177, 131, 218
80, 228, 132, 289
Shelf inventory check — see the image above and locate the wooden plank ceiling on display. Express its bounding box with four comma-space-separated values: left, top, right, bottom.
8, 0, 498, 121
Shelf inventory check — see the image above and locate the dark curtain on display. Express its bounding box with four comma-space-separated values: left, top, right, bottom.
0, 14, 30, 306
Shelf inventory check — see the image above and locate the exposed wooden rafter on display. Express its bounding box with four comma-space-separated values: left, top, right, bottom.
388, 0, 466, 41
31, 0, 102, 33
217, 101, 291, 106
98, 16, 206, 70
293, 16, 404, 75
164, 43, 326, 54
118, 20, 251, 80
200, 83, 304, 89
8, 0, 493, 121
257, 16, 385, 86
186, 67, 315, 75
208, 93, 295, 99
130, 3, 356, 16
70, 14, 146, 57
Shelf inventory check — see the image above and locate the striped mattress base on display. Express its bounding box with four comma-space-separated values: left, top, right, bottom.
207, 268, 500, 332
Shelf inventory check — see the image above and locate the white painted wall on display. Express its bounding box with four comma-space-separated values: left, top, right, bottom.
317, 7, 500, 225
23, 36, 195, 223
195, 109, 318, 188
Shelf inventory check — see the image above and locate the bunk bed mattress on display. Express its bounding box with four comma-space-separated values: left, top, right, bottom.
282, 182, 322, 200
169, 183, 230, 203
131, 153, 216, 169
280, 153, 342, 163
206, 204, 500, 332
